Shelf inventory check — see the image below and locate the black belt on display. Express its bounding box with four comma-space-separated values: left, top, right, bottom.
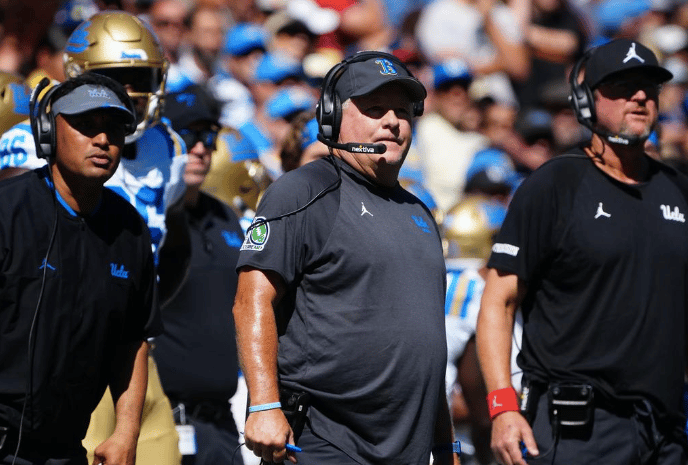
171, 398, 232, 425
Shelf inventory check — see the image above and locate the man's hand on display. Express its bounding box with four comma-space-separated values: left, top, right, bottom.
92, 431, 137, 465
244, 408, 298, 463
490, 411, 538, 465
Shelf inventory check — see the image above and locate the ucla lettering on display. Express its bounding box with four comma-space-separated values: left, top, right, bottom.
110, 263, 130, 279
660, 205, 685, 223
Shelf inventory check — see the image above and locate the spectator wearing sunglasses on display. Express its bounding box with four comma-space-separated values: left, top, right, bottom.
156, 84, 247, 465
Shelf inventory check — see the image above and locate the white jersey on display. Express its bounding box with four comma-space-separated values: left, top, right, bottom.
444, 263, 523, 393
0, 119, 187, 256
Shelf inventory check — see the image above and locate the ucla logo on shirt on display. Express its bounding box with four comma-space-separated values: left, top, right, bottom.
110, 263, 130, 279
660, 205, 685, 223
222, 230, 243, 248
241, 217, 269, 251
412, 215, 432, 233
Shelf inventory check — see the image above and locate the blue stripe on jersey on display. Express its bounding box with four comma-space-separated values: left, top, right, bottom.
445, 273, 459, 316
460, 279, 476, 319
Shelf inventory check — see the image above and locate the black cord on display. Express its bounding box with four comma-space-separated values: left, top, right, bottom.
232, 442, 245, 465
12, 167, 59, 464
245, 154, 342, 237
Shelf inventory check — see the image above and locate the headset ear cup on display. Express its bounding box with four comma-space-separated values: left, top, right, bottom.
331, 91, 341, 142
37, 92, 56, 160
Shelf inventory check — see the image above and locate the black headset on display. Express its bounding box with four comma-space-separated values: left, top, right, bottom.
568, 49, 596, 129
316, 51, 424, 144
30, 76, 137, 160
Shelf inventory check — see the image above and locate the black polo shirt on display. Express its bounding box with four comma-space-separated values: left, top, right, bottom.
489, 154, 688, 425
154, 192, 243, 401
237, 156, 447, 465
0, 168, 160, 453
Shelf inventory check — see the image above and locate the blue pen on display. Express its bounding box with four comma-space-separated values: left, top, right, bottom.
286, 444, 302, 453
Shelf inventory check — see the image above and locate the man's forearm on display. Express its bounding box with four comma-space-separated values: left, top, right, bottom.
233, 269, 283, 405
110, 341, 149, 440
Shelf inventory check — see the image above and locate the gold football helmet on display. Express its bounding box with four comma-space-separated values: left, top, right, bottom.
443, 195, 506, 262
0, 72, 31, 134
202, 127, 271, 214
63, 11, 168, 142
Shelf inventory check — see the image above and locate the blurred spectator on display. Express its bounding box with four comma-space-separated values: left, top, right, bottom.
591, 0, 651, 42
539, 78, 589, 152
511, 0, 588, 108
415, 0, 530, 106
23, 25, 67, 86
463, 148, 521, 205
264, 0, 340, 61
479, 97, 518, 148
0, 0, 62, 72
209, 23, 267, 127
241, 52, 313, 178
155, 84, 246, 465
279, 113, 329, 172
177, 5, 229, 84
148, 0, 190, 63
264, 87, 316, 148
416, 58, 490, 212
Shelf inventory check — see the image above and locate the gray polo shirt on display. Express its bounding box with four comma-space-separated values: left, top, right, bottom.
237, 156, 447, 464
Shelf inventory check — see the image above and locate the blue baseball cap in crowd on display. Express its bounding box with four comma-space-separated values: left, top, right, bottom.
301, 117, 319, 150
433, 58, 472, 89
266, 87, 316, 119
594, 0, 650, 36
223, 23, 268, 56
255, 53, 304, 83
51, 83, 135, 126
163, 84, 219, 131
464, 148, 519, 195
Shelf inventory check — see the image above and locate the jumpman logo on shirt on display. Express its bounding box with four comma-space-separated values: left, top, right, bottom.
361, 202, 373, 216
623, 43, 645, 64
595, 202, 611, 219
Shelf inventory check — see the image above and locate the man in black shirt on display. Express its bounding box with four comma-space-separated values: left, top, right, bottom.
154, 84, 245, 465
234, 51, 460, 465
477, 39, 688, 465
0, 73, 159, 465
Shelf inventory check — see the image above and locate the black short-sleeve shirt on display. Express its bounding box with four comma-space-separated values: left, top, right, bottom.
0, 168, 160, 451
488, 154, 688, 424
237, 157, 447, 464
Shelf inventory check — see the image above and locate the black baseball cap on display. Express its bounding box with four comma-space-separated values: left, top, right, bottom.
334, 54, 426, 103
163, 84, 219, 131
584, 39, 673, 89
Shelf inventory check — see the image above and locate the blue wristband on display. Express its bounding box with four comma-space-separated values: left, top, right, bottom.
248, 402, 282, 413
432, 441, 461, 455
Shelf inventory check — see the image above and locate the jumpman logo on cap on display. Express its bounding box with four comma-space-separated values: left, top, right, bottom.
623, 43, 645, 64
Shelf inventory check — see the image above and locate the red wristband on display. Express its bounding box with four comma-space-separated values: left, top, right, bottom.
487, 387, 519, 420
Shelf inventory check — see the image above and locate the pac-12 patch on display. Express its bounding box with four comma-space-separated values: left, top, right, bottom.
241, 217, 270, 251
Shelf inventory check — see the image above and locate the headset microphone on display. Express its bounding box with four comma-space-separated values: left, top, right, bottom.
316, 133, 387, 154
